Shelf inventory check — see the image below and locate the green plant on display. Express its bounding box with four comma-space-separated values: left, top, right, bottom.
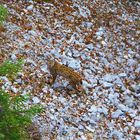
0, 4, 8, 26
0, 59, 23, 79
0, 90, 42, 140
0, 59, 43, 140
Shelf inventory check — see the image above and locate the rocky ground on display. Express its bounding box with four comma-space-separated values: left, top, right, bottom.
0, 0, 140, 139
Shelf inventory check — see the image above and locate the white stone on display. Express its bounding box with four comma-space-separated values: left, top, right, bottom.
82, 80, 92, 88
111, 109, 123, 119
40, 64, 48, 72
42, 86, 49, 93
97, 36, 102, 40
77, 5, 90, 18
11, 86, 18, 93
134, 120, 140, 128
27, 5, 34, 11
82, 21, 92, 28
117, 104, 129, 112
86, 43, 94, 50
101, 40, 107, 46
23, 34, 30, 40
82, 115, 90, 121
49, 113, 55, 120
98, 107, 108, 115
15, 79, 22, 84
89, 105, 97, 113
28, 30, 37, 36
96, 27, 104, 36
124, 97, 135, 108
58, 97, 66, 104
103, 74, 117, 82
72, 50, 80, 57
124, 126, 129, 132
135, 66, 140, 73
32, 97, 40, 104
100, 57, 109, 65
67, 59, 81, 69
85, 126, 95, 133
127, 59, 137, 66
67, 51, 72, 57
0, 76, 9, 82
11, 54, 17, 61
108, 93, 119, 104
110, 130, 124, 139
79, 103, 86, 108
103, 82, 113, 88
86, 22, 93, 28
77, 131, 84, 136
114, 77, 123, 86
78, 125, 84, 130
26, 58, 37, 66
128, 109, 137, 118
135, 116, 140, 121
136, 135, 140, 140
81, 135, 87, 140
89, 119, 96, 125
119, 73, 127, 77
135, 84, 140, 94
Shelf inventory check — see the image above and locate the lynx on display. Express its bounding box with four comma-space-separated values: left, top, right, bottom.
47, 60, 83, 91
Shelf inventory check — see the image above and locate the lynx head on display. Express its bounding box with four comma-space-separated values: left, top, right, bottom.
47, 59, 55, 69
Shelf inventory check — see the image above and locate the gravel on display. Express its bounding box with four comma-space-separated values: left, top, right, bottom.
0, 0, 139, 139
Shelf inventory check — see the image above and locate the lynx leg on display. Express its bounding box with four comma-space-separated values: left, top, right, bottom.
50, 74, 57, 85
70, 81, 77, 90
